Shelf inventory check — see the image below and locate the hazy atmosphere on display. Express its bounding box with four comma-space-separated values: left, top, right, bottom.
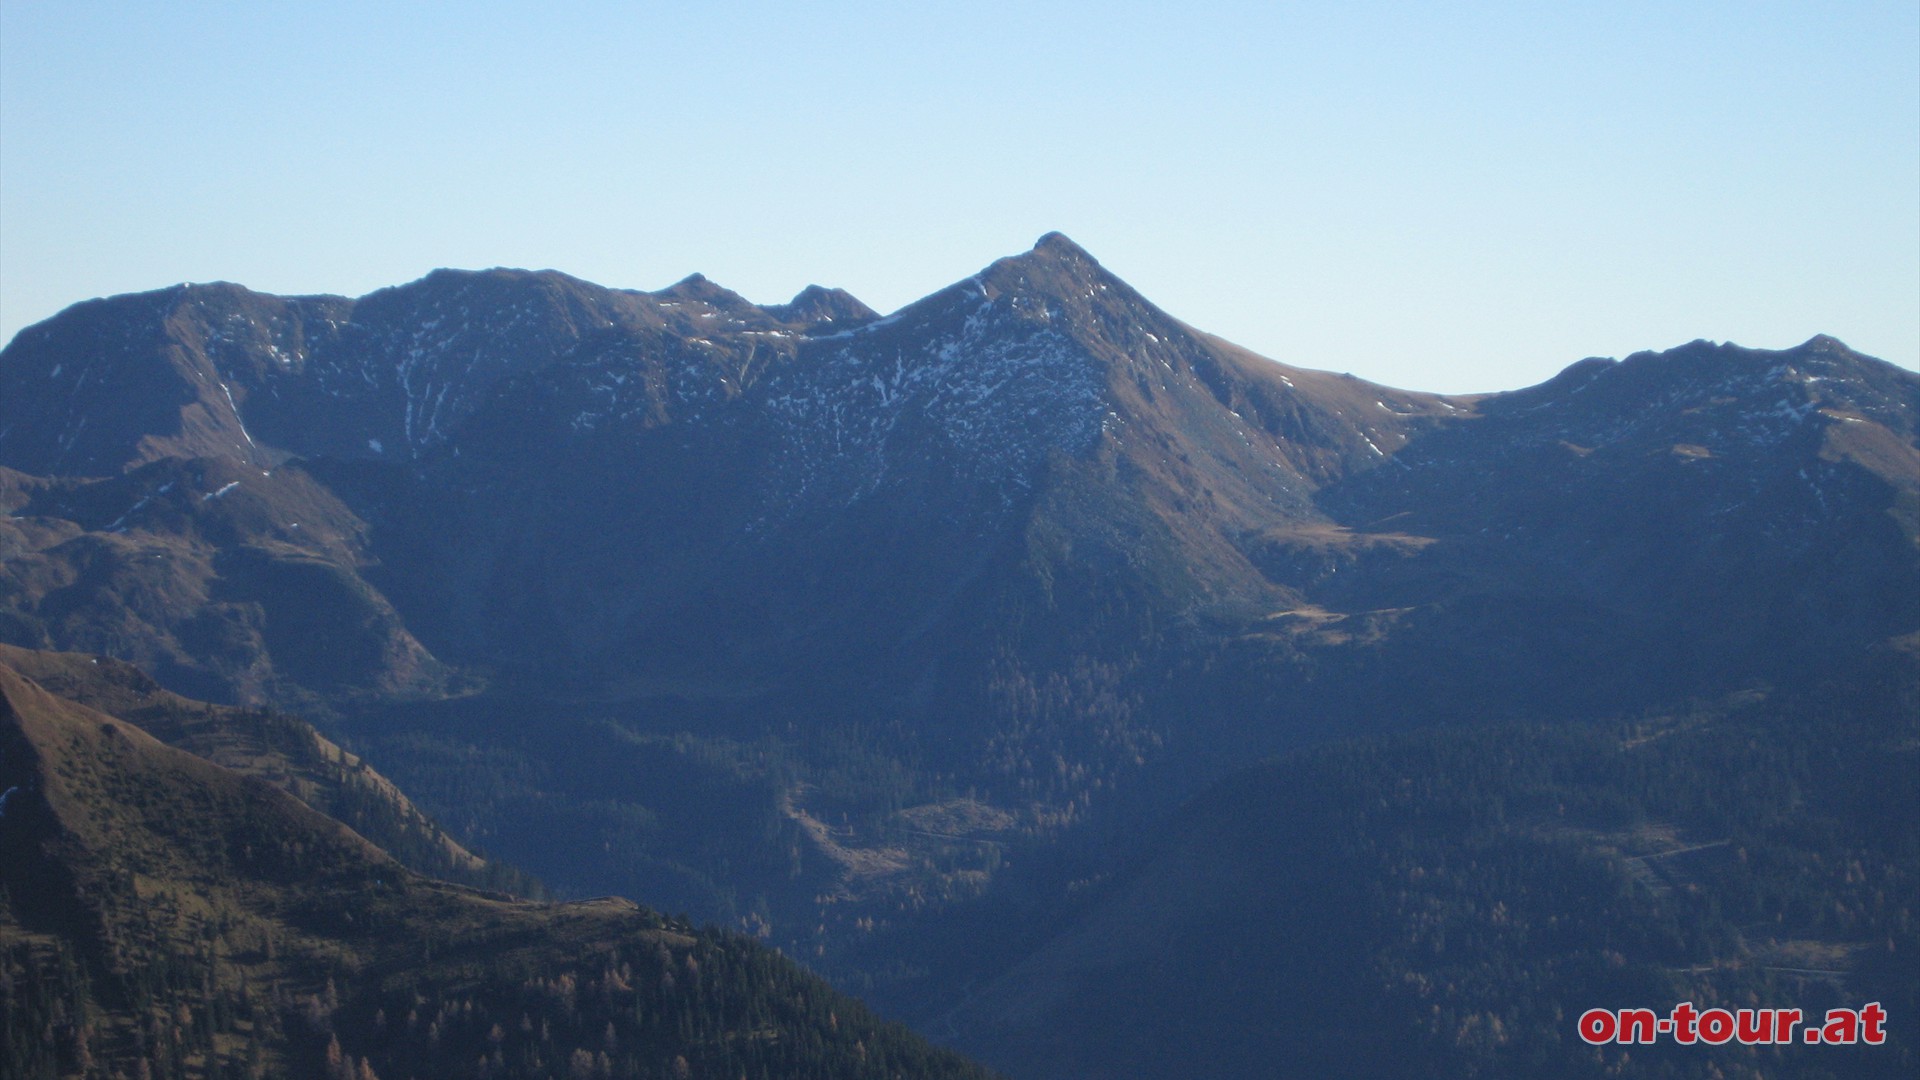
3, 1, 1915, 393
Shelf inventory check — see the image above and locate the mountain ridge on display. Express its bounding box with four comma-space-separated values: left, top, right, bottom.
2, 235, 1915, 1058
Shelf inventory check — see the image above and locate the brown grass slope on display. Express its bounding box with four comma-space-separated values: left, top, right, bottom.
0, 456, 445, 708
0, 644, 498, 890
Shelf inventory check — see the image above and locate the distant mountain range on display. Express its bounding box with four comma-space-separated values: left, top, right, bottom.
3, 235, 1915, 1077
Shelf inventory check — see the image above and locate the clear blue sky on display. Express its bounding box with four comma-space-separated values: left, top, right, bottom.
3, 1, 1915, 393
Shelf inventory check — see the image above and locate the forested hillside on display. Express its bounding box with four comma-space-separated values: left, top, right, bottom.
0, 654, 996, 1080
948, 646, 1920, 1078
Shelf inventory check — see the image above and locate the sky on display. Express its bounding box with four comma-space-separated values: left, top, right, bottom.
2, 1, 1915, 394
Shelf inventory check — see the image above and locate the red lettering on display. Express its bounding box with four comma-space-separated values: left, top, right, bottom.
1618, 1008, 1658, 1044
1575, 1002, 1882, 1047
1577, 1009, 1616, 1045
1861, 1002, 1887, 1045
1697, 1008, 1734, 1044
1670, 1001, 1699, 1044
1774, 1008, 1802, 1044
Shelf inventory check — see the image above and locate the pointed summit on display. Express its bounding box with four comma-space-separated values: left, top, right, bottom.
1031, 230, 1096, 262
987, 231, 1103, 280
969, 231, 1126, 310
1799, 333, 1852, 354
767, 284, 878, 329
655, 272, 753, 311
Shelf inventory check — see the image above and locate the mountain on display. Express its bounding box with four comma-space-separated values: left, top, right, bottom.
1303, 334, 1920, 714
0, 237, 1498, 951
350, 234, 1458, 679
0, 264, 870, 709
12, 241, 1907, 724
0, 650, 996, 1080
0, 268, 780, 474
2, 235, 1916, 1075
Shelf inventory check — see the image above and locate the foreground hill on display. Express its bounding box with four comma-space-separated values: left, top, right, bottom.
0, 643, 531, 897
0, 654, 994, 1079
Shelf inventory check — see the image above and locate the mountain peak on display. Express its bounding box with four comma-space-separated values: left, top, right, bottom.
768, 284, 878, 328
970, 232, 1117, 304
656, 272, 753, 310
1030, 230, 1097, 264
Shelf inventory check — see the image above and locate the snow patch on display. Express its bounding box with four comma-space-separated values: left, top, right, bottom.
218, 382, 257, 450
765, 289, 1104, 507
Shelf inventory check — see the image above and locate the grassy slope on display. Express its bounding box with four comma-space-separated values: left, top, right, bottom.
0, 644, 528, 897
